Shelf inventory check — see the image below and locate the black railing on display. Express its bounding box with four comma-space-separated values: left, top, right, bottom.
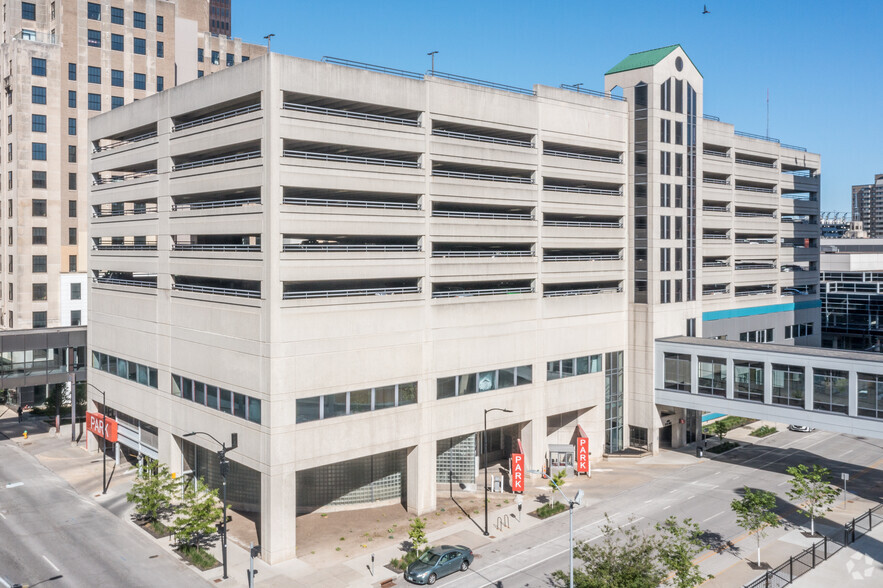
430, 70, 534, 96
321, 57, 423, 80
559, 84, 626, 102
743, 505, 883, 588
735, 130, 780, 144
703, 114, 721, 121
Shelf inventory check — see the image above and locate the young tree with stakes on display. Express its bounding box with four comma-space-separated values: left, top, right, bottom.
786, 464, 841, 536
170, 477, 224, 549
126, 458, 178, 529
731, 487, 781, 567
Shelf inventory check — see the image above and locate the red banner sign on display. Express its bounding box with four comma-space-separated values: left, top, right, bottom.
576, 437, 589, 473
511, 453, 525, 492
86, 411, 118, 443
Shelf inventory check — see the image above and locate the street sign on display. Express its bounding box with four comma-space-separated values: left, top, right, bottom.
86, 411, 118, 442
511, 453, 525, 492
842, 473, 850, 481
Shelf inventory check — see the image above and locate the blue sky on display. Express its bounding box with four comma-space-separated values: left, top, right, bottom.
234, 0, 882, 212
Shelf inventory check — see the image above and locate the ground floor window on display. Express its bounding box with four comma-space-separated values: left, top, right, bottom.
296, 449, 406, 514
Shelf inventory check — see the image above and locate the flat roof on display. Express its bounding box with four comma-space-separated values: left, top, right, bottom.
657, 336, 883, 364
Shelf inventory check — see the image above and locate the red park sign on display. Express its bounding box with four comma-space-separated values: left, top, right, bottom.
511, 453, 525, 492
86, 411, 118, 443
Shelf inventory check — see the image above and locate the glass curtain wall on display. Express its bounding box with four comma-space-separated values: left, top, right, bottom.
605, 351, 624, 453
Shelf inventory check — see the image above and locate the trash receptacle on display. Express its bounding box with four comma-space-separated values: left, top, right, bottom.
696, 446, 704, 458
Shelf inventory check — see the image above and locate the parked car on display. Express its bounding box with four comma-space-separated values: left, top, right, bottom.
788, 424, 814, 433
405, 545, 474, 585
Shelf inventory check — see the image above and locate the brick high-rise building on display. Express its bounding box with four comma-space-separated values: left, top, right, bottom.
0, 0, 263, 331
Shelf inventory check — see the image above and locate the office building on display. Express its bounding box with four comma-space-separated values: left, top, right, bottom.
88, 46, 820, 563
0, 0, 263, 333
852, 174, 883, 238
821, 238, 883, 351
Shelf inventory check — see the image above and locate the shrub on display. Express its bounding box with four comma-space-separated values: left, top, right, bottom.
750, 425, 777, 438
389, 547, 429, 572
708, 441, 739, 454
177, 544, 219, 570
536, 501, 568, 519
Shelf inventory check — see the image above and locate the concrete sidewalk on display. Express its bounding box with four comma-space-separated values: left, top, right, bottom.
792, 523, 883, 586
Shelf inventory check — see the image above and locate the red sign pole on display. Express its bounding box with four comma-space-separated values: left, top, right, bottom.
511, 453, 525, 493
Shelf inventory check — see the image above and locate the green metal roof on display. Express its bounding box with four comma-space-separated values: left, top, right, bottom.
606, 45, 686, 75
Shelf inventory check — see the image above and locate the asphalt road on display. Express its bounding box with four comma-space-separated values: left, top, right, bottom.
0, 440, 207, 588
434, 429, 883, 587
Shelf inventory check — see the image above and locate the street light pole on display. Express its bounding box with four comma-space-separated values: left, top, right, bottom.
263, 33, 275, 53
483, 407, 512, 536
543, 475, 583, 588
87, 383, 108, 494
427, 51, 438, 74
184, 431, 238, 580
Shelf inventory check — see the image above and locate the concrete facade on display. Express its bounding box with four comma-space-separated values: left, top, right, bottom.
88, 47, 821, 563
0, 0, 264, 332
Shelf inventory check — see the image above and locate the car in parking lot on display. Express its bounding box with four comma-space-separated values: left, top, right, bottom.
405, 545, 473, 585
788, 424, 815, 433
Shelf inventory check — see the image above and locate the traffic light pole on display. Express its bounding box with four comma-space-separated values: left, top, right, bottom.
184, 431, 238, 580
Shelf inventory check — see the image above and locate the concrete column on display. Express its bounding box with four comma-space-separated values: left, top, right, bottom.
763, 362, 773, 405
261, 468, 297, 565
804, 366, 813, 411
521, 418, 546, 475
407, 442, 437, 515
164, 432, 183, 477
848, 370, 859, 417
725, 358, 734, 400
690, 354, 698, 394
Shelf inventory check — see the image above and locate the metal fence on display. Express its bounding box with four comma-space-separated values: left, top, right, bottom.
744, 504, 883, 588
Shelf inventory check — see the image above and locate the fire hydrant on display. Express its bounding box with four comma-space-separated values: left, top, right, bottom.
23, 430, 27, 439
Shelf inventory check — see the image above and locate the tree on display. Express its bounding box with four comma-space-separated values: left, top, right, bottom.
731, 487, 780, 566
554, 515, 664, 588
655, 517, 711, 588
711, 420, 728, 443
170, 477, 223, 548
126, 458, 179, 527
786, 464, 841, 535
548, 469, 567, 503
408, 516, 427, 553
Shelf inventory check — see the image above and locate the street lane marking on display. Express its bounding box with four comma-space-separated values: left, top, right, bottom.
778, 480, 789, 486
702, 512, 725, 523
840, 449, 854, 457
663, 505, 671, 510
669, 489, 677, 493
0, 575, 10, 588
0, 511, 5, 519
645, 499, 653, 503
4, 482, 23, 488
687, 496, 695, 500
43, 555, 59, 572
474, 517, 645, 587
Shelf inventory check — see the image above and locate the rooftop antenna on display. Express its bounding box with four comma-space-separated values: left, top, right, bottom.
427, 51, 438, 74
264, 33, 275, 53
766, 88, 769, 139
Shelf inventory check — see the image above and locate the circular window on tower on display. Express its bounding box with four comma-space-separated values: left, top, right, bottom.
675, 56, 683, 71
